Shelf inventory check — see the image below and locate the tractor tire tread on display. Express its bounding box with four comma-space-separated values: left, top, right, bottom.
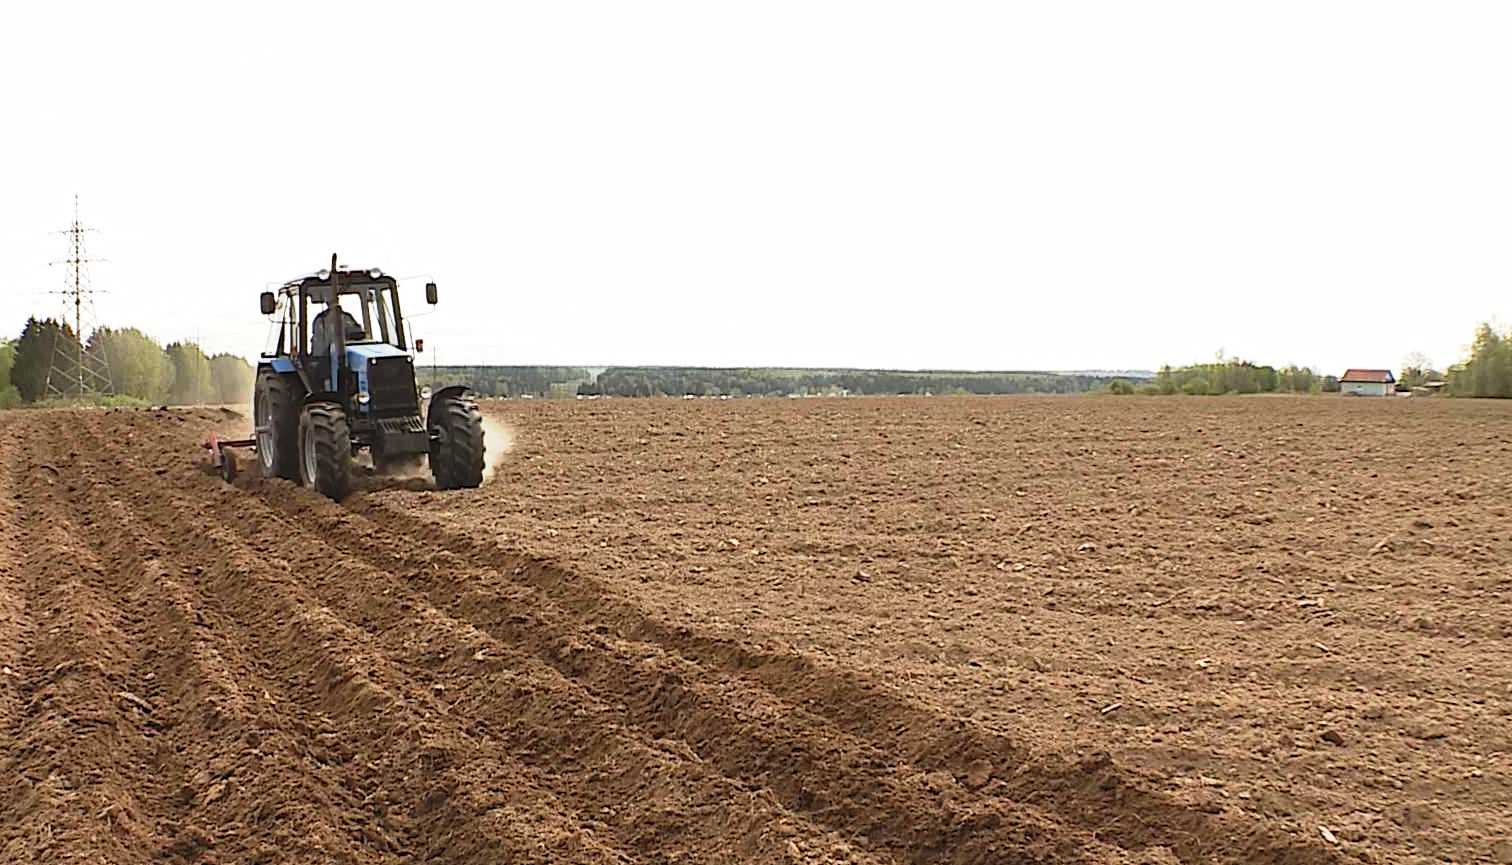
301, 401, 352, 500
256, 369, 302, 480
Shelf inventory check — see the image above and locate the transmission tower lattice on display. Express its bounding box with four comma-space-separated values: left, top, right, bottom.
45, 196, 112, 398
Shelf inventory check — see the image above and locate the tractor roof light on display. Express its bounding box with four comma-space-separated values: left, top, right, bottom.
368, 268, 383, 279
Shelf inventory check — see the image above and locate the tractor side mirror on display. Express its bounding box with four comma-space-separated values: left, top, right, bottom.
425, 282, 438, 305
415, 338, 425, 353
259, 291, 276, 315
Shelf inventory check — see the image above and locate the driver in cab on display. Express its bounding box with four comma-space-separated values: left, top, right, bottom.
310, 307, 365, 357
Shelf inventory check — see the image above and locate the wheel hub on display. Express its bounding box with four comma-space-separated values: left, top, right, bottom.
255, 394, 275, 471
302, 422, 318, 486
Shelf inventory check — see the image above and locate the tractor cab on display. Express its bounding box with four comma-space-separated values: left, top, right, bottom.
262, 268, 423, 392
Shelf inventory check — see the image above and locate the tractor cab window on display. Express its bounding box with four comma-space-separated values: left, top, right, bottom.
292, 275, 406, 357
325, 285, 394, 347
310, 308, 366, 357
352, 285, 398, 347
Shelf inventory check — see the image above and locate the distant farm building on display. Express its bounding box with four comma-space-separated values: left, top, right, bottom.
1339, 368, 1395, 396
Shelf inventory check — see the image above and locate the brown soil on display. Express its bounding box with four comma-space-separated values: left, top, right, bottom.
1, 396, 1506, 864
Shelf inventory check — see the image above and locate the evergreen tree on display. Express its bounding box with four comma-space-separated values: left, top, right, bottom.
12, 317, 79, 401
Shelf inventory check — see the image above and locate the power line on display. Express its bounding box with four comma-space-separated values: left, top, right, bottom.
44, 195, 112, 398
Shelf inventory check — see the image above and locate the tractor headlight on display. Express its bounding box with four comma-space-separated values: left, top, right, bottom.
357, 391, 371, 405
368, 268, 383, 279
420, 386, 432, 400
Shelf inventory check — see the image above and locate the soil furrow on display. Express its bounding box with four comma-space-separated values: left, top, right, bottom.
62, 446, 417, 863
342, 495, 1342, 865
64, 413, 641, 865
85, 420, 895, 865
0, 428, 176, 863
6, 412, 426, 864
240, 492, 1103, 863
250, 484, 1120, 864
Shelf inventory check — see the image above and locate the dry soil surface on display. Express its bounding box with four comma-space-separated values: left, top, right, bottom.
1, 396, 1507, 864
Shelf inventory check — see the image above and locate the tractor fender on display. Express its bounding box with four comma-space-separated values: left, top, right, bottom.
426, 386, 474, 430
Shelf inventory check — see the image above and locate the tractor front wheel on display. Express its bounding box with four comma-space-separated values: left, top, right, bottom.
299, 401, 352, 500
429, 389, 485, 489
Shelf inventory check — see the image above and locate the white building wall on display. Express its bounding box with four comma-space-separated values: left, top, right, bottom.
1341, 381, 1391, 396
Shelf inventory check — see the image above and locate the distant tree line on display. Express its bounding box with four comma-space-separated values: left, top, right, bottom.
415, 365, 594, 398
11, 316, 1512, 407
399, 323, 1512, 402
1134, 359, 1337, 396
0, 317, 253, 406
406, 365, 1125, 398
578, 367, 1121, 397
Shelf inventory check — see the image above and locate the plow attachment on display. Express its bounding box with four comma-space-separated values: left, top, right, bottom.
203, 432, 256, 483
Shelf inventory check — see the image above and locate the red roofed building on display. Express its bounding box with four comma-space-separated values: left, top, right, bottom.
1339, 368, 1395, 396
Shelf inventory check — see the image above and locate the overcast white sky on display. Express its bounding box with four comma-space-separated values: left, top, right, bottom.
2, 2, 1508, 373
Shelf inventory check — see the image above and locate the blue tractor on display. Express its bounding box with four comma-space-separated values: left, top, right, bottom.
233, 254, 484, 500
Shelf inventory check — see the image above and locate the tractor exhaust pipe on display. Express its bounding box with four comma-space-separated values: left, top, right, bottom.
328, 252, 343, 390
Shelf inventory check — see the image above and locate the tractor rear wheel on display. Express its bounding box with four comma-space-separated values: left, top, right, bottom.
429, 390, 485, 489
299, 401, 352, 500
254, 370, 301, 480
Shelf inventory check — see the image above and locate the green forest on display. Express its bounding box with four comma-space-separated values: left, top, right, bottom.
0, 317, 253, 407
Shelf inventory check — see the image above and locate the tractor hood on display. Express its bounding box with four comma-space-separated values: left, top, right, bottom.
345, 341, 411, 365
345, 342, 421, 416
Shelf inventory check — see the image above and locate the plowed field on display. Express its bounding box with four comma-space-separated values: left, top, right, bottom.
1, 396, 1507, 864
